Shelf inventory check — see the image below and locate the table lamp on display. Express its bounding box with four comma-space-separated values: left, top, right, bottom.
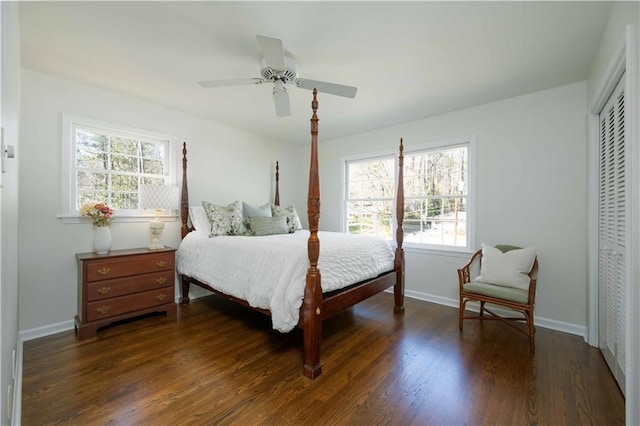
140, 184, 180, 250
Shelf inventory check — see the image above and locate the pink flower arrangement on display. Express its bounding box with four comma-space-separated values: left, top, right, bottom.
80, 202, 114, 227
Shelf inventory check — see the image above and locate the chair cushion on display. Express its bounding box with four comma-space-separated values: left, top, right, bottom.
475, 243, 536, 290
463, 281, 529, 304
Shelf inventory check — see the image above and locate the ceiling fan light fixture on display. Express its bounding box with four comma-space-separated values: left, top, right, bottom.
272, 79, 291, 117
260, 57, 298, 84
273, 79, 287, 95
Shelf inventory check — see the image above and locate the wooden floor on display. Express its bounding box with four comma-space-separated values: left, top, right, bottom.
21, 293, 624, 425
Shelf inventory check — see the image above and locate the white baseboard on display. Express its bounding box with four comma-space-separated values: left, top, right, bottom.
12, 336, 22, 426
19, 319, 75, 342
402, 288, 587, 338
19, 291, 588, 343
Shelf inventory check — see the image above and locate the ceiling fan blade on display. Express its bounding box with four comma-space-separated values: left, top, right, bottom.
198, 78, 264, 88
296, 78, 358, 99
256, 35, 286, 71
273, 80, 291, 117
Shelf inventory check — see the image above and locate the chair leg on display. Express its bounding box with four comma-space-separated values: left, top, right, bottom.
528, 312, 536, 352
479, 301, 485, 318
459, 297, 465, 330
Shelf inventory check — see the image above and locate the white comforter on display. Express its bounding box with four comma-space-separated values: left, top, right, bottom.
176, 230, 395, 332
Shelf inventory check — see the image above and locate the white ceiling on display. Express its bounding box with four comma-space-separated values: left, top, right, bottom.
19, 1, 612, 145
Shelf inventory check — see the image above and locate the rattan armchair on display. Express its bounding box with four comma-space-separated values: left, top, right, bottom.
457, 244, 539, 351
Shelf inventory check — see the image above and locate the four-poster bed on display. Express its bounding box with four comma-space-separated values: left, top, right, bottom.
177, 90, 405, 379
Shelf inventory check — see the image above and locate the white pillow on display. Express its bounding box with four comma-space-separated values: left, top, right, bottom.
189, 206, 210, 234
475, 243, 536, 290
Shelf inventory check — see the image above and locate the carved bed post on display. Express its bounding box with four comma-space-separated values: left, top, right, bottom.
394, 138, 405, 313
303, 89, 322, 379
275, 161, 280, 206
180, 142, 189, 239
180, 142, 191, 304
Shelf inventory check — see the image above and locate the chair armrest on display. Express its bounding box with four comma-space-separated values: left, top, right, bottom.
458, 249, 482, 289
527, 257, 539, 303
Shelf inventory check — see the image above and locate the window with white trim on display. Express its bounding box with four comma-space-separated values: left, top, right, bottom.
346, 156, 395, 238
61, 114, 175, 220
345, 138, 473, 251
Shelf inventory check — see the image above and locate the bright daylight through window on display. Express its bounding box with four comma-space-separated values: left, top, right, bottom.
346, 142, 470, 250
73, 123, 170, 213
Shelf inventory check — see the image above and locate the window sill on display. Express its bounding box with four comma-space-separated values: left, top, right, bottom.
400, 244, 474, 258
58, 214, 179, 225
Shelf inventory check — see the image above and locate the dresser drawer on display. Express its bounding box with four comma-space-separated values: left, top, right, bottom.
86, 287, 174, 322
85, 252, 174, 282
86, 271, 174, 302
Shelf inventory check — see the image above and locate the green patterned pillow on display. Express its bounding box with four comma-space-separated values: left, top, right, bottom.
271, 204, 302, 233
202, 200, 247, 237
248, 216, 289, 236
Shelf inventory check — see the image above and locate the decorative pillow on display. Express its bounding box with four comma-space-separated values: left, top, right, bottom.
243, 202, 272, 218
248, 216, 290, 236
475, 243, 536, 290
271, 204, 302, 233
188, 206, 210, 234
201, 200, 247, 237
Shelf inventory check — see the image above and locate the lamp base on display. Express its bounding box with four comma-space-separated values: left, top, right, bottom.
148, 221, 165, 250
147, 240, 165, 250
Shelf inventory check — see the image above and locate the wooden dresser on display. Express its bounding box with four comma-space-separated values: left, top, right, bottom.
75, 247, 177, 339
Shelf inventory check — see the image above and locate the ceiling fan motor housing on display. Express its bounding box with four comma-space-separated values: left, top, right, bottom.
260, 57, 298, 84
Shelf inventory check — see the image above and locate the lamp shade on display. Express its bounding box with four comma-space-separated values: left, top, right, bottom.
140, 185, 180, 211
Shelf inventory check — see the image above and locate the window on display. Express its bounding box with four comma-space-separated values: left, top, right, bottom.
345, 138, 473, 252
61, 114, 175, 221
404, 145, 468, 248
346, 156, 395, 238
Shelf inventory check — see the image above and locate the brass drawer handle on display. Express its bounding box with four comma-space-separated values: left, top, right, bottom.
156, 277, 167, 285
96, 286, 111, 295
156, 261, 167, 268
97, 267, 111, 276
97, 305, 111, 315
156, 294, 166, 301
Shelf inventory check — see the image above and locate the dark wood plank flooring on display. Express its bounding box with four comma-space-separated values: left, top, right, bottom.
21, 294, 624, 425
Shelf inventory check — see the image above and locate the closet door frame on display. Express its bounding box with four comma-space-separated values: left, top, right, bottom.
597, 74, 626, 393
587, 23, 638, 422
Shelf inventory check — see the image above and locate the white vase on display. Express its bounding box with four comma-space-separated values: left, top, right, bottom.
93, 226, 112, 254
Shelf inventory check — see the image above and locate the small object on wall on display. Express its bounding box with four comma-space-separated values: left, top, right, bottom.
1, 127, 16, 174
140, 185, 179, 250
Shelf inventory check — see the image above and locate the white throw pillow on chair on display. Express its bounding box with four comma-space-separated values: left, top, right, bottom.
475, 243, 536, 290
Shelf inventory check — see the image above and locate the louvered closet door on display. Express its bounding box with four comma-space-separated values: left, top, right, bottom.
598, 73, 626, 394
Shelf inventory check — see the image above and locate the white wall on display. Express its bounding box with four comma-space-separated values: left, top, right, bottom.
587, 2, 638, 107
1, 2, 21, 424
18, 69, 306, 332
318, 82, 588, 331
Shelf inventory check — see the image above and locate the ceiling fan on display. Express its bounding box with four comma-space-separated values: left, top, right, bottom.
198, 35, 358, 117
